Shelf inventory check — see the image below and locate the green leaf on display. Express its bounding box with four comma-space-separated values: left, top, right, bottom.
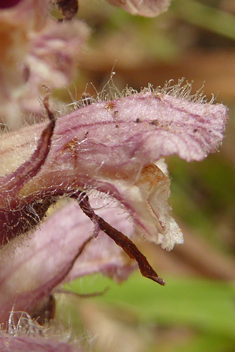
64, 273, 235, 342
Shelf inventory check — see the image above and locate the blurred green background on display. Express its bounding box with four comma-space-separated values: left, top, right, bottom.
55, 0, 235, 351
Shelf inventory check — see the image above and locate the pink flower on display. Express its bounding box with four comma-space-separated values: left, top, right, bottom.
0, 1, 228, 350
0, 79, 228, 352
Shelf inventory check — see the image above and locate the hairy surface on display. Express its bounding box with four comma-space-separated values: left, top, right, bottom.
0, 311, 82, 351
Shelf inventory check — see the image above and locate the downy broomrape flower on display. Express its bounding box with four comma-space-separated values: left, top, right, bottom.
0, 0, 228, 350
0, 76, 228, 352
0, 82, 228, 303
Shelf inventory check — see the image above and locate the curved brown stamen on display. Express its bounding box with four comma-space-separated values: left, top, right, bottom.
77, 192, 165, 286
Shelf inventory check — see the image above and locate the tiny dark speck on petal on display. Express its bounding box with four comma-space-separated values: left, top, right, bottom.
150, 120, 159, 126
104, 102, 115, 111
135, 118, 141, 123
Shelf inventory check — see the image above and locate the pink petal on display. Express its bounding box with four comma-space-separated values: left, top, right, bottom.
0, 316, 83, 352
0, 202, 135, 324
0, 307, 82, 350
106, 0, 172, 17
26, 20, 90, 94
0, 335, 81, 352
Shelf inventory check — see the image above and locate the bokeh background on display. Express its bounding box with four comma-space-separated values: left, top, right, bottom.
53, 0, 235, 351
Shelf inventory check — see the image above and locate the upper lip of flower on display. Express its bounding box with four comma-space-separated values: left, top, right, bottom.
0, 85, 228, 247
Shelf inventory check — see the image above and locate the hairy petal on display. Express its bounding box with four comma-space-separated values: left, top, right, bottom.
106, 0, 172, 17
0, 202, 135, 323
0, 333, 82, 352
0, 88, 227, 248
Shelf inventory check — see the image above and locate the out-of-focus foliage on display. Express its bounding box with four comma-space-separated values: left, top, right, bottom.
61, 273, 235, 352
